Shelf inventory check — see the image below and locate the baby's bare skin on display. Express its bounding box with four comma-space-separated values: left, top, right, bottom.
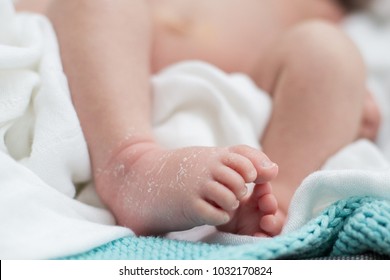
149, 0, 344, 75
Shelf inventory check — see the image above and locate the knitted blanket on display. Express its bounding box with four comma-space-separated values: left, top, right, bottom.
64, 196, 390, 260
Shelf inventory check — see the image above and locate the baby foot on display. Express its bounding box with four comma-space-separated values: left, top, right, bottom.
95, 141, 278, 236
218, 183, 284, 237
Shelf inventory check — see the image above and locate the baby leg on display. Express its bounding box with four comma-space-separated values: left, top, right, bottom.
254, 20, 368, 215
47, 0, 280, 237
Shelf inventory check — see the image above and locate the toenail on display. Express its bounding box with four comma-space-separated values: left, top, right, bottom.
232, 200, 240, 210
249, 169, 257, 180
261, 159, 277, 169
240, 188, 248, 197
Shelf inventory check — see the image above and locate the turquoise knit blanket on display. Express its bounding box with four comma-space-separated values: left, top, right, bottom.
64, 196, 390, 260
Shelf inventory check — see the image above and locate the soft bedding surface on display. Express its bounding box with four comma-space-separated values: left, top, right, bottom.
63, 196, 390, 260
1, 0, 390, 259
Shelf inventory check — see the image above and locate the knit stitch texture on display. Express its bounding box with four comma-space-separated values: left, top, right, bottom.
63, 196, 390, 260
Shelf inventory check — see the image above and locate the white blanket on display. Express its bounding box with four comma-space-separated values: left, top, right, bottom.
0, 1, 131, 259
1, 0, 390, 259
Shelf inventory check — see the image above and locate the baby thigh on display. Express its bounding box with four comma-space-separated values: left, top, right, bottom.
256, 20, 366, 100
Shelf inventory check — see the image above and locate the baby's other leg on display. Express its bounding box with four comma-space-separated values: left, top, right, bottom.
255, 21, 367, 215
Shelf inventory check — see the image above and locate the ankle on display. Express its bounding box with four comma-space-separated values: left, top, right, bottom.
97, 133, 156, 170
93, 135, 158, 191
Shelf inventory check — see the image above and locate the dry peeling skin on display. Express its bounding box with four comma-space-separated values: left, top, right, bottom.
95, 142, 282, 236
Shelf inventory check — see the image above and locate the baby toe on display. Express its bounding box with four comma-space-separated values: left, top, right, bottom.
204, 181, 240, 212
258, 193, 278, 215
229, 145, 278, 184
213, 165, 247, 199
192, 199, 231, 226
221, 153, 257, 183
259, 212, 284, 236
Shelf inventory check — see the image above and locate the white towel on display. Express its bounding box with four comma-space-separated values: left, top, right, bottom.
0, 1, 131, 259
152, 61, 271, 150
